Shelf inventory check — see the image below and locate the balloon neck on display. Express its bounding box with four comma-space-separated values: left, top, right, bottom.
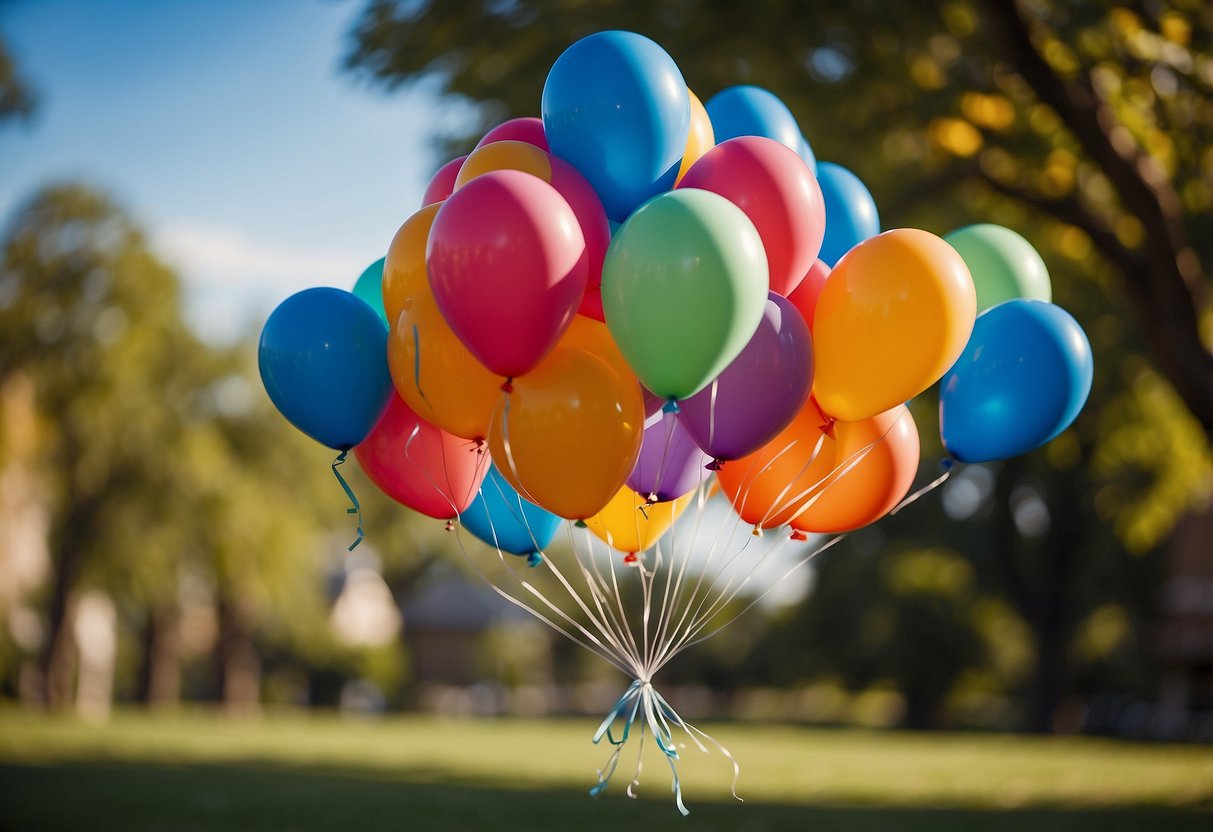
623, 552, 640, 566
818, 418, 836, 439
941, 456, 956, 471
526, 552, 543, 568
790, 530, 808, 542
751, 525, 764, 538
645, 492, 659, 505
705, 458, 724, 471
574, 519, 588, 528
662, 398, 680, 414
501, 378, 514, 394
473, 437, 486, 453
444, 520, 455, 532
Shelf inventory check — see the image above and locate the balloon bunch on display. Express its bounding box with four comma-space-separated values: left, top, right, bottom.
259, 30, 1093, 814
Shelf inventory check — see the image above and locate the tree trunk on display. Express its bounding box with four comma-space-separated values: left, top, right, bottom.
40, 568, 77, 709
216, 592, 260, 715
137, 603, 182, 708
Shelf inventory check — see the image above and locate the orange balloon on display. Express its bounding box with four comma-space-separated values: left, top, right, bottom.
789, 404, 920, 534
455, 140, 552, 188
382, 203, 441, 327
675, 89, 715, 185
584, 487, 692, 555
388, 293, 502, 441
812, 229, 975, 421
488, 346, 643, 520
559, 316, 636, 382
717, 396, 837, 529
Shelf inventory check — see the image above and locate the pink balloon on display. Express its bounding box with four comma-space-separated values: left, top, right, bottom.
677, 136, 825, 297
548, 155, 610, 322
422, 155, 467, 206
354, 394, 488, 520
475, 117, 550, 152
787, 259, 830, 334
427, 170, 588, 379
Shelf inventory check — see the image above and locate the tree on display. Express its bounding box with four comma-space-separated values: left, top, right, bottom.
0, 30, 36, 126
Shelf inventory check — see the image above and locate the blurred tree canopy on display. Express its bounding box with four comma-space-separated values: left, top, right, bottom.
0, 29, 36, 126
346, 0, 1213, 731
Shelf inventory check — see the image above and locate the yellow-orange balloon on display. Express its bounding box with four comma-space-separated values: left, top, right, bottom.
585, 487, 692, 555
388, 293, 502, 441
559, 316, 636, 382
455, 140, 552, 188
488, 346, 643, 520
717, 396, 837, 529
812, 229, 975, 421
382, 203, 441, 326
790, 405, 920, 534
675, 89, 715, 185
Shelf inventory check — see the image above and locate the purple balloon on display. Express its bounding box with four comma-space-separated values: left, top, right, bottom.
627, 411, 712, 501
678, 292, 813, 462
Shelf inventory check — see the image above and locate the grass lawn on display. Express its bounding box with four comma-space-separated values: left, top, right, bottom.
0, 708, 1210, 830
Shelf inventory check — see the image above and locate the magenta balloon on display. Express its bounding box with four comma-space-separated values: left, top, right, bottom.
422, 155, 467, 206
475, 117, 550, 152
677, 292, 814, 462
426, 170, 588, 379
627, 411, 712, 502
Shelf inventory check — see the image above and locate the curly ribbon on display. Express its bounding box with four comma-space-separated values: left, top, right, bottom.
331, 450, 364, 551
590, 679, 740, 816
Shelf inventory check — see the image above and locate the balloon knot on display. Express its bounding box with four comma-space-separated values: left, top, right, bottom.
501, 378, 514, 394
705, 458, 724, 471
526, 552, 543, 568
444, 520, 455, 532
751, 526, 764, 538
790, 530, 808, 542
941, 457, 955, 471
662, 398, 680, 414
819, 418, 836, 439
574, 519, 588, 528
646, 493, 658, 505
623, 552, 640, 566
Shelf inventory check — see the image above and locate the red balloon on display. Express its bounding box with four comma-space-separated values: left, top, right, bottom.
427, 170, 589, 379
475, 117, 550, 152
354, 393, 488, 520
678, 136, 825, 297
422, 155, 467, 206
787, 259, 831, 334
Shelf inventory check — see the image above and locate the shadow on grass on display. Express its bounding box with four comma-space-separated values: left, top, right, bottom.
0, 759, 1208, 832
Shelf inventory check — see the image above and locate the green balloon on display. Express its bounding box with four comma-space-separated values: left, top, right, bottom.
351, 257, 388, 324
944, 224, 1051, 313
602, 189, 769, 400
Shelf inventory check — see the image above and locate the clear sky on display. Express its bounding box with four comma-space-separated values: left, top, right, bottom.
1, 0, 476, 341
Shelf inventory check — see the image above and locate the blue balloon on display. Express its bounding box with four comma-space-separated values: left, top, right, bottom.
816, 162, 880, 267
461, 465, 562, 557
542, 30, 689, 222
797, 133, 818, 175
351, 258, 387, 325
704, 86, 804, 161
940, 300, 1093, 463
259, 287, 393, 451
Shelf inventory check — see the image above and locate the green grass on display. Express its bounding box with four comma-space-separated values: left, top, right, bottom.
0, 709, 1210, 830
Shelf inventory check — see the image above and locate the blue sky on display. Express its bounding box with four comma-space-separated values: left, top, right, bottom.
1, 0, 476, 341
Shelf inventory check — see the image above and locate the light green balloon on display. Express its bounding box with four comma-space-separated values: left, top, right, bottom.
602, 189, 769, 400
944, 224, 1051, 313
351, 257, 387, 324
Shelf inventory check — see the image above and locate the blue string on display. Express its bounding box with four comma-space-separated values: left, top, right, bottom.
589, 681, 688, 815
331, 450, 363, 551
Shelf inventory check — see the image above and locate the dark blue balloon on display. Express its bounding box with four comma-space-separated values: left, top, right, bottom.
940, 300, 1093, 463
816, 162, 880, 267
461, 465, 562, 557
259, 287, 393, 451
543, 30, 689, 222
705, 86, 808, 168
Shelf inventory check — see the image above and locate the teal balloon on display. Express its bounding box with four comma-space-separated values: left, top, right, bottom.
602, 189, 769, 400
944, 224, 1051, 313
817, 162, 879, 267
940, 300, 1092, 463
462, 465, 562, 557
351, 257, 387, 324
258, 288, 393, 451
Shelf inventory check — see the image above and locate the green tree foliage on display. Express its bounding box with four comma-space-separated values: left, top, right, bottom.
0, 29, 36, 126
346, 0, 1213, 730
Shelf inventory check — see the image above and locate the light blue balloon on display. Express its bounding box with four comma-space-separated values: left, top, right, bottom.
258, 288, 393, 451
543, 30, 689, 222
940, 300, 1093, 463
816, 162, 880, 267
797, 133, 818, 175
461, 465, 562, 557
351, 258, 387, 325
705, 86, 803, 159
